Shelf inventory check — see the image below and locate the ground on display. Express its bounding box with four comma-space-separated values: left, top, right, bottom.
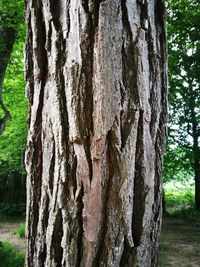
0, 216, 199, 266
159, 214, 200, 267
0, 219, 25, 252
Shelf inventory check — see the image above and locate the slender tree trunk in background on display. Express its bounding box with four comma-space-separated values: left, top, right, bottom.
25, 0, 167, 266
194, 163, 200, 210
188, 93, 200, 210
191, 114, 200, 210
0, 20, 16, 135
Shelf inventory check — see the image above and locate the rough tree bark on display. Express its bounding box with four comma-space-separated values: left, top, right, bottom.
25, 0, 167, 266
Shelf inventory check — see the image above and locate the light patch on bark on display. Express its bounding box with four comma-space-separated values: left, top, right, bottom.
93, 0, 122, 138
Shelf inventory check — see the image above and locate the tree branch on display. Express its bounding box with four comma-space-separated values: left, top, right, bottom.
0, 99, 11, 136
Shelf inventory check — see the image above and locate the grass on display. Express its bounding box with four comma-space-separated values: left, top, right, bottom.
164, 180, 195, 214
0, 241, 24, 267
13, 223, 25, 239
164, 179, 200, 224
159, 180, 200, 266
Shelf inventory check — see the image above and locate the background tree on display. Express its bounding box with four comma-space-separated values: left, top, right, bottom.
166, 0, 200, 209
0, 0, 21, 134
0, 0, 27, 206
25, 0, 167, 266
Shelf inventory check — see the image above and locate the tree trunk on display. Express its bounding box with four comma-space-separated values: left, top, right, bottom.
189, 99, 200, 210
0, 17, 17, 135
195, 172, 200, 210
25, 1, 167, 266
192, 125, 200, 210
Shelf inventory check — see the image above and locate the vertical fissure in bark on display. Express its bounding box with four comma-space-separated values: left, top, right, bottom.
77, 16, 94, 179
148, 58, 158, 137
153, 131, 162, 220
55, 32, 69, 143
119, 235, 135, 267
132, 110, 147, 247
49, 0, 62, 32
27, 134, 43, 266
50, 209, 63, 266
72, 155, 78, 196
37, 195, 49, 266
155, 0, 167, 123
91, 129, 114, 266
86, 0, 105, 28
46, 21, 52, 52
120, 1, 141, 151
146, 7, 159, 138
155, 0, 166, 33
25, 14, 34, 104
82, 0, 89, 13
76, 182, 84, 267
150, 126, 164, 266
84, 137, 93, 183
139, 0, 148, 33
121, 0, 140, 104
49, 136, 55, 195
120, 107, 137, 151
34, 2, 48, 88
77, 0, 104, 183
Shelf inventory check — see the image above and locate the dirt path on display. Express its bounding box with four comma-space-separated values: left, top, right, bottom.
0, 220, 25, 252
159, 215, 200, 267
0, 216, 199, 265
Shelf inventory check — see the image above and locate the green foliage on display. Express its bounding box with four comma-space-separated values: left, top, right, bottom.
0, 38, 27, 175
0, 204, 25, 217
164, 180, 195, 214
164, 0, 200, 186
163, 145, 193, 182
0, 0, 24, 28
0, 241, 24, 267
167, 0, 200, 145
13, 223, 25, 239
0, 0, 24, 70
0, 0, 27, 202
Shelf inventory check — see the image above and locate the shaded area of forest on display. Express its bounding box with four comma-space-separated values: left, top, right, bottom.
159, 186, 200, 266
159, 214, 200, 267
0, 0, 27, 209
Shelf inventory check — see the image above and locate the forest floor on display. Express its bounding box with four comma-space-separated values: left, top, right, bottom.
0, 218, 25, 252
159, 214, 200, 267
0, 215, 199, 266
